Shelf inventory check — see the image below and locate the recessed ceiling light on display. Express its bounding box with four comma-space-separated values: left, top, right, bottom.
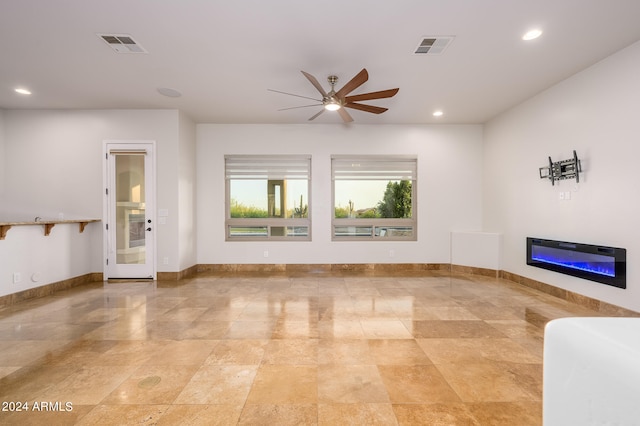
15, 88, 32, 95
157, 87, 182, 98
433, 110, 444, 117
522, 29, 542, 41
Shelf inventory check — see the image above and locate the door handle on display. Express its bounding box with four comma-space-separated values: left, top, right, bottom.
146, 227, 152, 232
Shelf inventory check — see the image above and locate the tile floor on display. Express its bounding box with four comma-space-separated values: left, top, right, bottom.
0, 270, 608, 425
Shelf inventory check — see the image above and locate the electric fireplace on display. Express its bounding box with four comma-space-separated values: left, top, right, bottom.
527, 238, 626, 289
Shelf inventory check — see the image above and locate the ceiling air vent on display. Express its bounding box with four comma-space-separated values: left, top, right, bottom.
98, 34, 147, 54
413, 36, 454, 55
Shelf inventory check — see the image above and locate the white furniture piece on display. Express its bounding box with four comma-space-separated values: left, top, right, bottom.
544, 317, 640, 425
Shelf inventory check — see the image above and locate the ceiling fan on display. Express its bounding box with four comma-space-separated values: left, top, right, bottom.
268, 68, 399, 123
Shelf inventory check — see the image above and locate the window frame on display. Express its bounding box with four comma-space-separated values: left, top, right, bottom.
331, 155, 417, 241
225, 155, 311, 241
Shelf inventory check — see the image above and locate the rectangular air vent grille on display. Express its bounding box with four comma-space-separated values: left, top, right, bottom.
98, 34, 147, 54
414, 36, 454, 55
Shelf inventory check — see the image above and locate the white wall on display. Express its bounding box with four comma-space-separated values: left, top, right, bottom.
178, 111, 197, 271
0, 110, 5, 209
197, 124, 483, 265
451, 231, 502, 270
483, 40, 640, 311
0, 112, 482, 295
0, 223, 97, 297
0, 109, 186, 297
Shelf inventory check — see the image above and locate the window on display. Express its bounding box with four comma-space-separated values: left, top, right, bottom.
332, 155, 417, 240
225, 155, 311, 240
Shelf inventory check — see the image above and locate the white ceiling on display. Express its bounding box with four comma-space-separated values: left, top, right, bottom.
2, 0, 640, 125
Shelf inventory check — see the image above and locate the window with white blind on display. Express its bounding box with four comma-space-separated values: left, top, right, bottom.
225, 155, 311, 240
332, 155, 417, 240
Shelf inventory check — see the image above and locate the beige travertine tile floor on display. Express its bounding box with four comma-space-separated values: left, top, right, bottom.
0, 270, 609, 425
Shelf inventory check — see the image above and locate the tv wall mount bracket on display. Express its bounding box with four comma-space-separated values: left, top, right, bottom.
539, 150, 581, 186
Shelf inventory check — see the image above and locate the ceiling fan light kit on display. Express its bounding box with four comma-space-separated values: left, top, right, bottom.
324, 100, 341, 111
269, 68, 399, 123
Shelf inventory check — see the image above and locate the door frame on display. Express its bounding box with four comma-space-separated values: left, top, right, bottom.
103, 140, 157, 280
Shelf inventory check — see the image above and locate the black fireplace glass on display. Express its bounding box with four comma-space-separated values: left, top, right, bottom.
526, 238, 626, 289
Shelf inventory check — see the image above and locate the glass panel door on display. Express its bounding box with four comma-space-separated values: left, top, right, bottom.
115, 154, 146, 265
105, 142, 155, 279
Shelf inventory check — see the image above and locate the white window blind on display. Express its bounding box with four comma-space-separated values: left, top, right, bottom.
332, 156, 417, 181
226, 155, 311, 180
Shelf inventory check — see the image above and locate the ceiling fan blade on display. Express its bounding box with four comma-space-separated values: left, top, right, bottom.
301, 71, 328, 97
344, 88, 399, 103
308, 109, 325, 121
335, 68, 369, 100
344, 102, 388, 114
278, 104, 323, 111
268, 89, 321, 102
338, 108, 354, 123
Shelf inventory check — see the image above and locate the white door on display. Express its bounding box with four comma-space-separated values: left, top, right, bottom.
104, 141, 156, 279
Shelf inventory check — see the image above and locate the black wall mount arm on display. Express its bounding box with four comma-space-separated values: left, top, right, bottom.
539, 150, 581, 186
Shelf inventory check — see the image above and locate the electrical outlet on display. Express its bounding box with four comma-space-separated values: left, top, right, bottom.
389, 250, 396, 258
163, 257, 169, 265
13, 272, 22, 284
263, 251, 269, 258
